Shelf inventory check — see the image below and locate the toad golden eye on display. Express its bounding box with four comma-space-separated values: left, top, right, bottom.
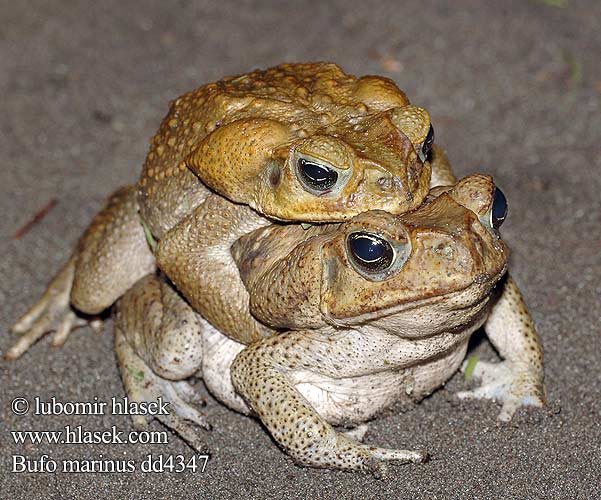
347, 232, 394, 272
491, 187, 508, 229
297, 158, 338, 191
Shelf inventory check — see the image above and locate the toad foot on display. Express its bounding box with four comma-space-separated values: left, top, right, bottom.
457, 359, 545, 421
7, 260, 102, 360
115, 329, 210, 452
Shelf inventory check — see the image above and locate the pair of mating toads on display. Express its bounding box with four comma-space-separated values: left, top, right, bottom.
8, 63, 545, 476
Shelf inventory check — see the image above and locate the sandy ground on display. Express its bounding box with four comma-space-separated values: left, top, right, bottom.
1, 1, 600, 498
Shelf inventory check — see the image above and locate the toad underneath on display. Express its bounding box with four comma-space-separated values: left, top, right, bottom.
113, 175, 544, 475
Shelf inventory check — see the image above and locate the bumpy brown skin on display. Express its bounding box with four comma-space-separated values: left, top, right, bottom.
138, 62, 433, 233
233, 174, 509, 330
140, 62, 436, 343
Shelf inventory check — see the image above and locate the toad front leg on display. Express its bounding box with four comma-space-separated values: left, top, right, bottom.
458, 275, 546, 420
114, 274, 209, 451
230, 333, 426, 476
7, 186, 155, 359
429, 144, 457, 187
156, 193, 274, 344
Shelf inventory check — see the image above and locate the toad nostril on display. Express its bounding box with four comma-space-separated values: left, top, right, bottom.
268, 163, 281, 187
377, 176, 393, 191
434, 243, 454, 260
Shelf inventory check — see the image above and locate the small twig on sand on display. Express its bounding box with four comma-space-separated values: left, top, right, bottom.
13, 199, 58, 239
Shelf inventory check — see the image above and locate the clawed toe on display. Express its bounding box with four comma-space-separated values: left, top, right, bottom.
6, 260, 101, 359
164, 382, 212, 431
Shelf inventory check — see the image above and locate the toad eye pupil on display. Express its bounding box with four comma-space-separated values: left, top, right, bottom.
348, 232, 394, 272
491, 187, 508, 230
298, 158, 338, 191
421, 125, 435, 160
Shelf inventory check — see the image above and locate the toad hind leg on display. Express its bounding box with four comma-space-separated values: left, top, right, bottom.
7, 186, 155, 359
115, 330, 209, 451
231, 337, 426, 476
458, 274, 546, 421
114, 274, 209, 451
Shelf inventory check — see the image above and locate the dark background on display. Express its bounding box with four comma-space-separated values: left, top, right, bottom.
1, 1, 599, 498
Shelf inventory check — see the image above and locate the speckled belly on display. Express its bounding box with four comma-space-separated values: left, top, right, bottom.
293, 340, 469, 426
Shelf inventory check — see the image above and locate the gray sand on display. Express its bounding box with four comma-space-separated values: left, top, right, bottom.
1, 1, 600, 498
